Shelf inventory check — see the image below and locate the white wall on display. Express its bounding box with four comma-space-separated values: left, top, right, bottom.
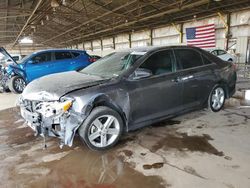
153, 25, 180, 45
230, 10, 250, 63
131, 30, 150, 47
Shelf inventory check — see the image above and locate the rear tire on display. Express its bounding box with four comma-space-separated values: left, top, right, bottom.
78, 106, 124, 151
208, 85, 225, 112
9, 76, 26, 94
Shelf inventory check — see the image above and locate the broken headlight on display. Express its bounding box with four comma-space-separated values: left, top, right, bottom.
35, 99, 73, 118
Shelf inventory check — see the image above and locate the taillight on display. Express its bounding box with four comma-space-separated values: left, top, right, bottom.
89, 57, 96, 63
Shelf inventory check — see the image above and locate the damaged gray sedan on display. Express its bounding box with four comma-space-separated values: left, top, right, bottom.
19, 46, 236, 150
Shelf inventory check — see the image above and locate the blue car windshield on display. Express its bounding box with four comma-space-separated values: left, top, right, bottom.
80, 51, 145, 78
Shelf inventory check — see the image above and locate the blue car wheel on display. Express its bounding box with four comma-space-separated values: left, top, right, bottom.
9, 76, 26, 94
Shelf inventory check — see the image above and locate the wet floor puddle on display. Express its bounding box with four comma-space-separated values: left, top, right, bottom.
149, 132, 223, 156
0, 107, 226, 187
0, 108, 166, 188
28, 147, 166, 188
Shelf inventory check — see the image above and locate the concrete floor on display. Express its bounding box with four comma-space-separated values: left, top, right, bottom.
0, 80, 249, 188
0, 92, 19, 111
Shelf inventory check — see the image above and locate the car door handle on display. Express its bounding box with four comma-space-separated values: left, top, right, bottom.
171, 75, 194, 83
180, 75, 194, 81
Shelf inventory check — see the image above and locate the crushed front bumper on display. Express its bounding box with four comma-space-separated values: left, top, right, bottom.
20, 107, 40, 132
20, 106, 85, 147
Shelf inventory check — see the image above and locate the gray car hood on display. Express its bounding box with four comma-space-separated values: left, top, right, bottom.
22, 71, 107, 101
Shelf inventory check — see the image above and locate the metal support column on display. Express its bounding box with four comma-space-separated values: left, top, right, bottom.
217, 12, 230, 50
172, 23, 183, 43
129, 33, 132, 48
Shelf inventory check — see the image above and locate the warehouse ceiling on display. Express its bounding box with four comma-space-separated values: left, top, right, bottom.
1, 0, 250, 48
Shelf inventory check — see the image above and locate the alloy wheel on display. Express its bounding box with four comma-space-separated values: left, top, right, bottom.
87, 115, 120, 148
211, 87, 225, 110
14, 78, 25, 93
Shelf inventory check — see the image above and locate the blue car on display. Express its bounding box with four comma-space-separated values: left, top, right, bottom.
0, 48, 93, 93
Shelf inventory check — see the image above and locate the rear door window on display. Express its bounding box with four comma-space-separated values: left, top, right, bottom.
202, 56, 213, 65
32, 52, 51, 63
55, 51, 73, 60
71, 52, 80, 58
174, 49, 203, 70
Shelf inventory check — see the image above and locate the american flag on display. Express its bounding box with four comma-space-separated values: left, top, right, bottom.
186, 24, 216, 48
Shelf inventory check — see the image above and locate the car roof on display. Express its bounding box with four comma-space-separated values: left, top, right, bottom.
32, 48, 86, 55
117, 45, 202, 53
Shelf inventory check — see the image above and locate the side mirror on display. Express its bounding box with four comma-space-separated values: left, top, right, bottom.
133, 68, 152, 80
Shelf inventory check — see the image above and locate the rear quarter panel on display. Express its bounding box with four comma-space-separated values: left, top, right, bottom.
213, 61, 236, 97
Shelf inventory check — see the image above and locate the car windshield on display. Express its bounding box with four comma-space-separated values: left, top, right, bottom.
80, 51, 145, 78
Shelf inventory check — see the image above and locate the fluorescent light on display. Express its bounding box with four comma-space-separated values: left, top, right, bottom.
51, 0, 59, 8
19, 37, 33, 44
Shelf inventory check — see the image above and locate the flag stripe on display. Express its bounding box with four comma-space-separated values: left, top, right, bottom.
196, 33, 215, 38
196, 29, 215, 34
196, 24, 215, 29
196, 25, 215, 31
186, 24, 216, 49
187, 37, 215, 42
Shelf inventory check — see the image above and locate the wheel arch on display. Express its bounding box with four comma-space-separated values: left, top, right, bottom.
9, 66, 27, 83
216, 81, 230, 99
83, 94, 128, 132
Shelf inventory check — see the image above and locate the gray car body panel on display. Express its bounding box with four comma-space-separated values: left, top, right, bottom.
19, 46, 237, 147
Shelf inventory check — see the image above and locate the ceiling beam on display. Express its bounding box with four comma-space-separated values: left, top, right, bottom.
66, 0, 250, 45
0, 30, 19, 32
62, 0, 210, 44
12, 0, 43, 47
41, 0, 137, 44
89, 0, 130, 19
0, 14, 30, 19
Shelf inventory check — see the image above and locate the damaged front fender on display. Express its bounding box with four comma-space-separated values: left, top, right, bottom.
76, 91, 130, 132
62, 110, 86, 147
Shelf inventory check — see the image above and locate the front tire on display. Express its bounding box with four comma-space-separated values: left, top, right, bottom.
9, 76, 26, 94
208, 85, 226, 112
78, 106, 124, 151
